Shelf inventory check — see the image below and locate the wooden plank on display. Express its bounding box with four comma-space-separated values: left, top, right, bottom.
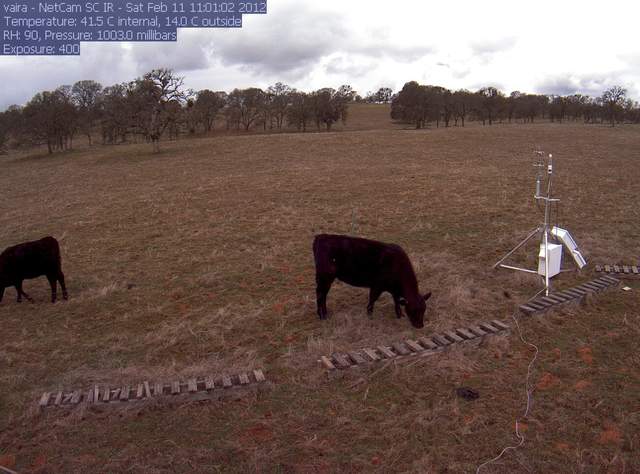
320, 356, 336, 370
581, 282, 600, 292
205, 376, 215, 389
63, 393, 74, 404
348, 351, 367, 365
418, 337, 438, 350
39, 392, 51, 407
632, 266, 639, 274
539, 296, 559, 305
491, 319, 510, 331
154, 383, 163, 397
405, 339, 424, 352
70, 391, 81, 404
392, 342, 411, 355
53, 390, 62, 405
443, 330, 464, 342
332, 353, 352, 368
136, 384, 144, 399
253, 370, 266, 383
94, 386, 100, 403
86, 388, 94, 404
554, 290, 578, 300
478, 322, 499, 334
238, 373, 250, 385
171, 381, 180, 395
598, 275, 619, 285
530, 299, 552, 308
623, 265, 630, 274
604, 264, 612, 273
362, 348, 380, 361
613, 265, 621, 273
547, 294, 568, 303
595, 264, 602, 272
377, 345, 396, 359
120, 386, 130, 401
188, 378, 198, 393
455, 328, 476, 339
565, 287, 586, 296
519, 304, 539, 313
524, 301, 545, 310
102, 387, 110, 403
468, 325, 488, 337
111, 388, 121, 400
222, 375, 232, 388
431, 334, 451, 346
144, 381, 151, 398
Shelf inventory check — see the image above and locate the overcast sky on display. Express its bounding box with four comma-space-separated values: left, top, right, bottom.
1, 0, 639, 110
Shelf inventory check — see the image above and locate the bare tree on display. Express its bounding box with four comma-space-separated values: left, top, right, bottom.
451, 89, 473, 126
267, 82, 293, 130
71, 80, 102, 145
133, 69, 187, 152
287, 91, 312, 132
601, 86, 626, 127
476, 87, 504, 125
194, 90, 227, 133
227, 88, 266, 131
22, 87, 77, 154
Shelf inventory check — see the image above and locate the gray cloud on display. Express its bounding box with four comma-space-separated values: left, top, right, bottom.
324, 55, 375, 78
209, 5, 348, 77
535, 74, 628, 97
129, 32, 215, 74
0, 43, 133, 109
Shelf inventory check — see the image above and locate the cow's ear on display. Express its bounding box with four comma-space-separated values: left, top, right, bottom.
398, 297, 407, 306
423, 292, 432, 301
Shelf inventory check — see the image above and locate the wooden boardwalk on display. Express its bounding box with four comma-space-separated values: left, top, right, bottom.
319, 320, 510, 371
39, 370, 266, 409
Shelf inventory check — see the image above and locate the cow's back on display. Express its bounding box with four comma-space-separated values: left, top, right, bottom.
313, 234, 405, 288
1, 236, 60, 279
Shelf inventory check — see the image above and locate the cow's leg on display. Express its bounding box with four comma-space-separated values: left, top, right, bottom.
15, 281, 32, 303
47, 274, 57, 303
58, 271, 68, 300
315, 274, 334, 320
392, 294, 403, 319
367, 288, 383, 316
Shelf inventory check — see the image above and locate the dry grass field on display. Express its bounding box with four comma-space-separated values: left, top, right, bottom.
1, 105, 639, 473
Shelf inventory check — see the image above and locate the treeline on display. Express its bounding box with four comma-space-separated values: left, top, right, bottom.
388, 82, 639, 128
0, 68, 355, 154
1, 71, 639, 155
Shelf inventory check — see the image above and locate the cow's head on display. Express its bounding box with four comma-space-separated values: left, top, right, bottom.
400, 292, 432, 329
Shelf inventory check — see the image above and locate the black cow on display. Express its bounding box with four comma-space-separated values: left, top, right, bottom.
313, 234, 431, 328
0, 236, 68, 303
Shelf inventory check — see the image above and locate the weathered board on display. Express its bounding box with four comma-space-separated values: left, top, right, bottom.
319, 320, 511, 371
596, 264, 640, 276
519, 276, 620, 315
39, 370, 267, 408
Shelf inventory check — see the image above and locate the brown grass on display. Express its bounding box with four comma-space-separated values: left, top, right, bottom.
1, 105, 639, 472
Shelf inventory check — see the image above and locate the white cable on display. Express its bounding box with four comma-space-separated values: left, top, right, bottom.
475, 311, 539, 473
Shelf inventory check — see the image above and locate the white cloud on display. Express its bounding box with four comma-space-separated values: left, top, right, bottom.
1, 0, 639, 109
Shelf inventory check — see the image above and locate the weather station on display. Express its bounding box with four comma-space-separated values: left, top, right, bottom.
493, 151, 587, 296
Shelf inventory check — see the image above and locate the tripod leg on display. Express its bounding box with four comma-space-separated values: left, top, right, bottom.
493, 227, 541, 269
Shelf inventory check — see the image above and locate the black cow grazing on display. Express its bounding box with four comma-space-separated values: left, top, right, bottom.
313, 234, 431, 328
0, 236, 68, 303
